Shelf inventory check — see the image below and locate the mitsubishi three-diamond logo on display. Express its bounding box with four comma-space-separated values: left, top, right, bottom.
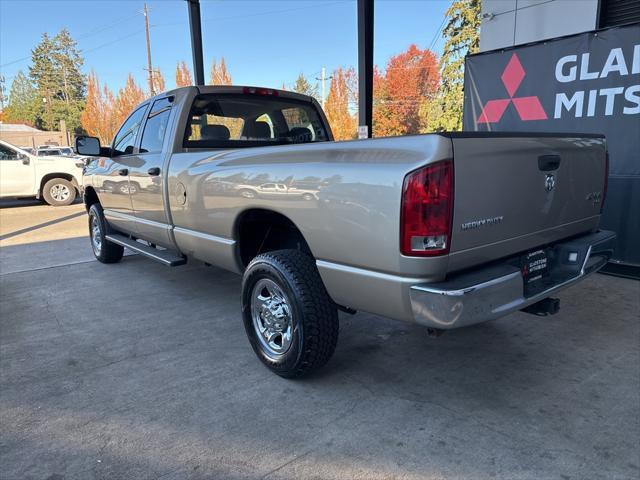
477, 53, 548, 123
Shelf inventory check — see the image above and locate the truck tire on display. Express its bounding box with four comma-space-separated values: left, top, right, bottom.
241, 249, 339, 378
88, 203, 124, 263
42, 178, 76, 206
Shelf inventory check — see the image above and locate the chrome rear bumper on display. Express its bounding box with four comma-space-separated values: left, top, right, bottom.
410, 230, 616, 329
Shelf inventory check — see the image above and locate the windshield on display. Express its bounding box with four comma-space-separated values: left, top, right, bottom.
38, 149, 61, 156
184, 93, 329, 149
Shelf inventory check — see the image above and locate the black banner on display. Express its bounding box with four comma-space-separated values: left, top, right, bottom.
464, 24, 639, 266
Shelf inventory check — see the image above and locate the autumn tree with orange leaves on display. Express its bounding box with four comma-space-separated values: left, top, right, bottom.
114, 74, 145, 125
324, 67, 357, 141
175, 61, 193, 87
210, 57, 232, 85
152, 69, 166, 94
81, 71, 117, 144
374, 44, 439, 137
76, 45, 441, 144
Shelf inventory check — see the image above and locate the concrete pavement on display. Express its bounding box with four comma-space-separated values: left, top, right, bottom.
1, 201, 638, 479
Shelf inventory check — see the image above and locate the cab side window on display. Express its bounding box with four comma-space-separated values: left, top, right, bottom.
112, 104, 148, 157
140, 97, 172, 154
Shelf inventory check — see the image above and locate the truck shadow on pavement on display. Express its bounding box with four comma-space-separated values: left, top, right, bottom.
0, 198, 83, 209
1, 243, 637, 479
0, 210, 85, 242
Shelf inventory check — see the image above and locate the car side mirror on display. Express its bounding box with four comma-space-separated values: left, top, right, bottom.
20, 153, 30, 165
76, 136, 102, 156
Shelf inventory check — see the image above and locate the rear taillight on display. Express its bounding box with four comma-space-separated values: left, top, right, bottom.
601, 152, 609, 214
400, 160, 453, 256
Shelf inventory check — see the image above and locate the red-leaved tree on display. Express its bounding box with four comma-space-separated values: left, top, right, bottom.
374, 44, 439, 136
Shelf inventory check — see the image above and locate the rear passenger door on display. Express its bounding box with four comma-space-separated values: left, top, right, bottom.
129, 96, 174, 247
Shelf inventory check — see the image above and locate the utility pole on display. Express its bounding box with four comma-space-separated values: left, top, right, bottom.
315, 67, 333, 109
143, 3, 155, 95
0, 75, 6, 112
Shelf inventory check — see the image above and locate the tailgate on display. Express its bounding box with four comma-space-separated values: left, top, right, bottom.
449, 134, 606, 267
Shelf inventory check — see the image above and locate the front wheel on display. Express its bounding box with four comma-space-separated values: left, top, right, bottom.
241, 249, 339, 378
238, 189, 256, 199
88, 203, 124, 263
42, 178, 76, 206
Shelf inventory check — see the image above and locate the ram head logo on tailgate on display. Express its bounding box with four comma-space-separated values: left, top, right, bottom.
545, 174, 556, 192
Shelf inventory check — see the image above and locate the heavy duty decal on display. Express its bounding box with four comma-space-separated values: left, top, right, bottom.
461, 216, 504, 231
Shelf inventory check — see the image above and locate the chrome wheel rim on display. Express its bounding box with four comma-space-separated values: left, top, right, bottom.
90, 215, 102, 256
50, 184, 71, 202
250, 278, 294, 356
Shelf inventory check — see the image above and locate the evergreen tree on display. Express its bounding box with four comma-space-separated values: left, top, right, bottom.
4, 71, 38, 125
29, 29, 86, 132
52, 29, 85, 104
425, 0, 481, 132
292, 73, 319, 100
29, 33, 57, 130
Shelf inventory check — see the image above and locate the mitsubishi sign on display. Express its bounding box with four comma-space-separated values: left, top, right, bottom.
464, 23, 640, 268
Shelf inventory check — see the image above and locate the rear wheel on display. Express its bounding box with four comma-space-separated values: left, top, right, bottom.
42, 178, 76, 206
241, 249, 339, 378
88, 203, 124, 263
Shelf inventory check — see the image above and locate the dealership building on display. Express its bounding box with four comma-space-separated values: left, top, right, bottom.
464, 0, 640, 272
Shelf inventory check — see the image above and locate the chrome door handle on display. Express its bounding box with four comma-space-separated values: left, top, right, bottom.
147, 167, 161, 176
118, 168, 128, 176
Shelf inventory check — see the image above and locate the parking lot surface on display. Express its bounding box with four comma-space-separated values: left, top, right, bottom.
1, 201, 639, 480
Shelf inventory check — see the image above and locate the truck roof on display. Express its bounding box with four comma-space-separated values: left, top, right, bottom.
159, 85, 317, 105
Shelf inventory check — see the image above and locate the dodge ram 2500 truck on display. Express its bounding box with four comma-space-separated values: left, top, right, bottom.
77, 85, 615, 378
0, 140, 84, 206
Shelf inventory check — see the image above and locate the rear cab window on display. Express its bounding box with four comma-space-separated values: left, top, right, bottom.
183, 93, 329, 149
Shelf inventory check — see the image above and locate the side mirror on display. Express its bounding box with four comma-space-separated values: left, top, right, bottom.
20, 153, 30, 165
76, 136, 102, 156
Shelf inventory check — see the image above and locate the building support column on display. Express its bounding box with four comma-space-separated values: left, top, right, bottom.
187, 0, 205, 85
357, 0, 374, 138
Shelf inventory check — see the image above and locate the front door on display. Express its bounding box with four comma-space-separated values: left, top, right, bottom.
129, 96, 174, 246
97, 103, 149, 234
0, 144, 35, 196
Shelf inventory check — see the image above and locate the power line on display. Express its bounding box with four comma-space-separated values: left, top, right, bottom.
427, 15, 448, 52
154, 0, 350, 28
81, 30, 146, 55
0, 14, 140, 69
0, 1, 349, 72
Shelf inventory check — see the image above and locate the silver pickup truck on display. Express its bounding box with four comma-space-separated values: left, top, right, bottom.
77, 85, 615, 378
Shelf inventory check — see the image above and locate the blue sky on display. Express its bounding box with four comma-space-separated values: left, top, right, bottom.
0, 0, 449, 98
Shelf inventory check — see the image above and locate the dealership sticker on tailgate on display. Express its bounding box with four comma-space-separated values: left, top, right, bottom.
521, 249, 549, 284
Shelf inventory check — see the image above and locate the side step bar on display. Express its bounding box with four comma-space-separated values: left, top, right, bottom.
105, 234, 186, 267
